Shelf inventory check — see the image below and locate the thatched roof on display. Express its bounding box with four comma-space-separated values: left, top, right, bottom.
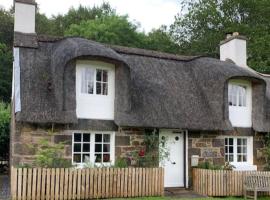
15, 35, 270, 132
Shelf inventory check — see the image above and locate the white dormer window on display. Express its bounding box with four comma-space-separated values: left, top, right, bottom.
76, 60, 115, 120
228, 80, 252, 127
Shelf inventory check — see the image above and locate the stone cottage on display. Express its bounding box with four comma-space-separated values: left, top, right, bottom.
11, 0, 270, 188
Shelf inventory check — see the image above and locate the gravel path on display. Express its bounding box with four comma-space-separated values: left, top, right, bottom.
0, 175, 10, 200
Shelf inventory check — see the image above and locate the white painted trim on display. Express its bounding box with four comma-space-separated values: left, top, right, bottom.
76, 60, 115, 120
71, 131, 115, 167
228, 80, 252, 127
224, 136, 257, 171
13, 48, 21, 113
185, 130, 189, 188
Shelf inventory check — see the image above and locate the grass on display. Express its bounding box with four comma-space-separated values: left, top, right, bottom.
115, 197, 270, 200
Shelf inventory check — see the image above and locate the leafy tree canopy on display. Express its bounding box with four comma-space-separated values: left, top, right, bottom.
170, 0, 270, 73
0, 43, 12, 102
65, 15, 179, 53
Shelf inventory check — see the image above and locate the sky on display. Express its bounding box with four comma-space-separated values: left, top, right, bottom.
1, 0, 181, 32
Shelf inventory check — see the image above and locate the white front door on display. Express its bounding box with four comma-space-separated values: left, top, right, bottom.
159, 130, 184, 187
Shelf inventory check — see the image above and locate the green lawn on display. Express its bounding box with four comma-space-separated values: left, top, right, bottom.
115, 197, 270, 200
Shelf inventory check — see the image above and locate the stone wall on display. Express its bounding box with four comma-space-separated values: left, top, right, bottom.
188, 130, 267, 183
10, 123, 149, 167
188, 131, 225, 168
253, 132, 267, 171
11, 123, 73, 166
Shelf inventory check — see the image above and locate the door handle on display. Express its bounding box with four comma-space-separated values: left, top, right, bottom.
171, 162, 176, 165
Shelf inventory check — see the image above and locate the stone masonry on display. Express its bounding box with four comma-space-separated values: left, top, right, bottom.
11, 123, 148, 167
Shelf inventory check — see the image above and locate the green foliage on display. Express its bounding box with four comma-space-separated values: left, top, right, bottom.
37, 3, 115, 36
114, 157, 128, 168
170, 0, 270, 73
264, 133, 270, 170
127, 131, 170, 167
65, 15, 144, 47
0, 43, 12, 102
34, 139, 72, 168
0, 9, 13, 47
0, 102, 10, 159
197, 161, 222, 170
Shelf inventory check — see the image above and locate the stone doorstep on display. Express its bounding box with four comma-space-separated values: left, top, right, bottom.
165, 188, 207, 198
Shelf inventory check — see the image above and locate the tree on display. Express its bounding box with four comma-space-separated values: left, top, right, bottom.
0, 9, 13, 48
144, 26, 180, 54
170, 0, 270, 73
65, 15, 145, 47
48, 3, 115, 36
0, 102, 10, 159
0, 43, 12, 102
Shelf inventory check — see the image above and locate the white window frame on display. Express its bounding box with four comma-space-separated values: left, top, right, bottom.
228, 80, 252, 127
224, 136, 256, 170
72, 131, 115, 167
76, 60, 115, 120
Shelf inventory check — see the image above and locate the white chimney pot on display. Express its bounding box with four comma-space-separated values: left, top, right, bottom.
220, 33, 247, 68
14, 2, 36, 34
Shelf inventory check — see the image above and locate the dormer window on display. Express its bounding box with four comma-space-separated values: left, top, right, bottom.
76, 60, 115, 120
228, 80, 252, 127
228, 84, 246, 107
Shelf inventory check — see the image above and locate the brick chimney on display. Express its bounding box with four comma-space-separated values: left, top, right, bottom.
14, 0, 36, 34
220, 32, 248, 68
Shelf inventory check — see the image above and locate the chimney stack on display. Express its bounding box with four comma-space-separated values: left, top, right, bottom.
220, 32, 248, 68
14, 0, 36, 34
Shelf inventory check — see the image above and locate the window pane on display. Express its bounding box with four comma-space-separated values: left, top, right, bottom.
95, 144, 102, 153
229, 146, 233, 153
96, 69, 102, 81
83, 154, 90, 162
73, 143, 81, 152
74, 133, 81, 142
103, 71, 108, 82
225, 139, 228, 145
96, 82, 101, 94
95, 154, 102, 163
83, 144, 90, 152
237, 155, 242, 162
103, 134, 110, 142
103, 144, 110, 152
237, 139, 241, 145
87, 81, 94, 94
81, 68, 94, 94
229, 155, 234, 162
243, 139, 247, 145
237, 147, 242, 153
243, 155, 247, 162
73, 154, 81, 163
95, 134, 102, 142
83, 134, 90, 142
103, 154, 110, 162
229, 138, 233, 145
102, 83, 108, 95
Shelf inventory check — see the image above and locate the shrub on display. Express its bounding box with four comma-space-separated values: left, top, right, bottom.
34, 139, 72, 168
0, 102, 10, 159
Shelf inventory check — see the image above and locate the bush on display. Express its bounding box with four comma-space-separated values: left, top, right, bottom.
197, 161, 222, 170
0, 102, 10, 159
34, 139, 72, 168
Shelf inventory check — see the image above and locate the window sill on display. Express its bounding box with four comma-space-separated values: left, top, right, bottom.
231, 163, 257, 171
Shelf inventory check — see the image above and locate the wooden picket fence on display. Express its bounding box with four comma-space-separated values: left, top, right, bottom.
11, 167, 164, 200
193, 168, 270, 197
